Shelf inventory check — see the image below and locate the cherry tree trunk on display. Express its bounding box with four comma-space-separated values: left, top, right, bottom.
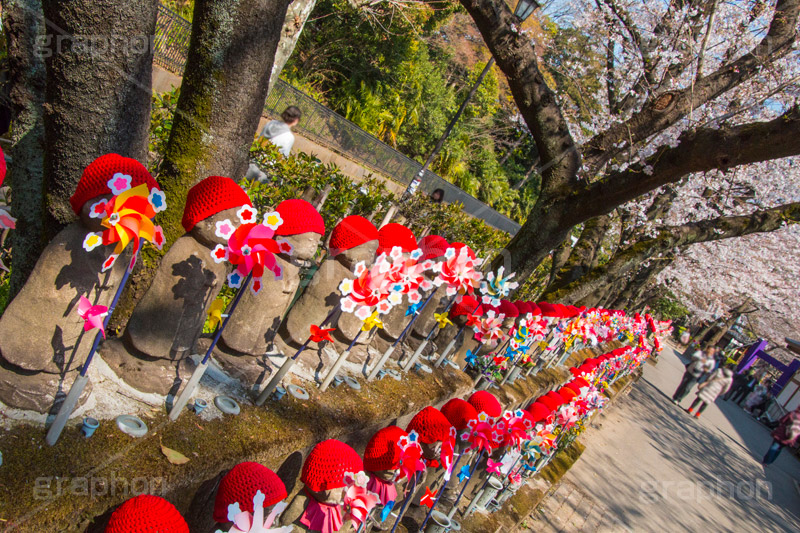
41, 0, 159, 227
157, 0, 292, 244
3, 0, 48, 297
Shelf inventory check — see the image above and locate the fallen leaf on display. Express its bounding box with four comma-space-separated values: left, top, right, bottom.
160, 439, 190, 465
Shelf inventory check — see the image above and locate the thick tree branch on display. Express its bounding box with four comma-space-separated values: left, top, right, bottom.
560, 106, 800, 227
458, 0, 581, 197
545, 200, 800, 303
544, 214, 612, 295
583, 0, 800, 173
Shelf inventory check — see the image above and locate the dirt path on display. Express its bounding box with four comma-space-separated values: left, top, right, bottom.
523, 343, 800, 532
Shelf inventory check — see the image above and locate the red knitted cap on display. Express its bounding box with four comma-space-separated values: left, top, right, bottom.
213, 462, 287, 523
536, 395, 560, 412
537, 302, 559, 318
571, 377, 590, 389
440, 398, 478, 431
498, 300, 519, 318
275, 199, 325, 236
181, 176, 252, 232
328, 216, 379, 256
363, 426, 407, 473
526, 402, 553, 423
406, 407, 453, 444
545, 391, 566, 407
513, 301, 532, 315
527, 302, 542, 316
377, 223, 417, 255
70, 153, 160, 215
418, 235, 449, 260
564, 381, 583, 396
558, 386, 578, 402
450, 295, 482, 318
450, 242, 476, 260
301, 439, 364, 492
105, 495, 188, 533
467, 391, 502, 418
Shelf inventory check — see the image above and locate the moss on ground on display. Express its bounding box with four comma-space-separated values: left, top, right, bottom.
0, 365, 473, 531
538, 440, 586, 485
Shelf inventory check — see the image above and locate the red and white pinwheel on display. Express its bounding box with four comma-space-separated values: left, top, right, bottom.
433, 246, 483, 296
464, 411, 498, 455
339, 255, 398, 320
498, 410, 531, 450
385, 248, 434, 305
396, 431, 426, 481
473, 311, 506, 344
211, 207, 290, 294
343, 472, 380, 530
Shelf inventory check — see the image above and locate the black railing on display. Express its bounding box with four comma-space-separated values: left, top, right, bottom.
153, 5, 521, 235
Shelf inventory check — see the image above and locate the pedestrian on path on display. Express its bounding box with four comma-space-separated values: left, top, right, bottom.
687, 366, 734, 418
672, 347, 715, 404
259, 106, 302, 157
723, 368, 755, 401
762, 407, 800, 465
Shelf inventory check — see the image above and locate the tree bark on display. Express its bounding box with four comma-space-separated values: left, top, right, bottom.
268, 0, 316, 94
545, 200, 800, 304
704, 298, 754, 348
544, 214, 612, 296
548, 236, 573, 287
40, 0, 159, 229
3, 0, 48, 298
157, 0, 292, 244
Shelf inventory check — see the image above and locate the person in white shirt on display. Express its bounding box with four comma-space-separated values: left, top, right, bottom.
672, 346, 716, 404
259, 105, 301, 157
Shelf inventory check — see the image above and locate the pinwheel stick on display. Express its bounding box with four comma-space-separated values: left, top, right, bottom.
318, 327, 365, 392
46, 244, 140, 447
446, 449, 485, 519
367, 290, 437, 381
418, 451, 463, 531
169, 272, 253, 420
401, 294, 458, 371
433, 302, 481, 368
255, 306, 340, 406
389, 471, 419, 533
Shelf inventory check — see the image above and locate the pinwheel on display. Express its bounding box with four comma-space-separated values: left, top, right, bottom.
405, 302, 422, 316
207, 298, 226, 331
557, 405, 580, 429
211, 210, 288, 294
432, 246, 483, 296
343, 473, 380, 530
486, 459, 503, 475
83, 183, 165, 271
339, 255, 397, 319
420, 488, 437, 508
479, 266, 518, 307
397, 431, 426, 482
508, 471, 522, 485
386, 248, 433, 304
473, 311, 506, 343
76, 296, 109, 338
0, 208, 16, 229
434, 312, 453, 329
222, 492, 292, 533
464, 412, 497, 455
457, 465, 471, 482
498, 410, 531, 449
361, 311, 384, 332
309, 324, 335, 344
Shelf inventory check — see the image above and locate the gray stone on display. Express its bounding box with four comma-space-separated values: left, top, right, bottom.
125, 208, 237, 360
0, 356, 92, 413
220, 232, 321, 356
99, 338, 191, 396
0, 222, 129, 374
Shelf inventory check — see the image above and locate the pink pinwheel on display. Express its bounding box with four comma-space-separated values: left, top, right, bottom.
0, 208, 16, 229
486, 459, 503, 475
441, 426, 457, 481
508, 471, 522, 485
339, 255, 398, 319
343, 473, 380, 530
433, 246, 483, 296
396, 431, 426, 481
557, 405, 580, 429
499, 410, 531, 450
223, 491, 292, 533
387, 254, 434, 304
76, 296, 109, 338
473, 311, 506, 343
464, 412, 497, 455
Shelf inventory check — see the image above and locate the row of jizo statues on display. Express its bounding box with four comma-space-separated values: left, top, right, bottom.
0, 154, 502, 415
93, 391, 540, 533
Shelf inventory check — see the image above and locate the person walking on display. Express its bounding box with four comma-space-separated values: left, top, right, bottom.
724, 368, 754, 401
762, 406, 800, 465
672, 346, 716, 404
259, 106, 302, 157
687, 366, 734, 418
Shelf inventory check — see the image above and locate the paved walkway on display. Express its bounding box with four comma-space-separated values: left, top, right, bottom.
523, 344, 800, 532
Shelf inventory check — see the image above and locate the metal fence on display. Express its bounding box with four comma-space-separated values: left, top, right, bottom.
153, 5, 521, 235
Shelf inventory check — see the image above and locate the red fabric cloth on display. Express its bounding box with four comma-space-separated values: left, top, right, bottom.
300, 491, 344, 533
367, 475, 398, 506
